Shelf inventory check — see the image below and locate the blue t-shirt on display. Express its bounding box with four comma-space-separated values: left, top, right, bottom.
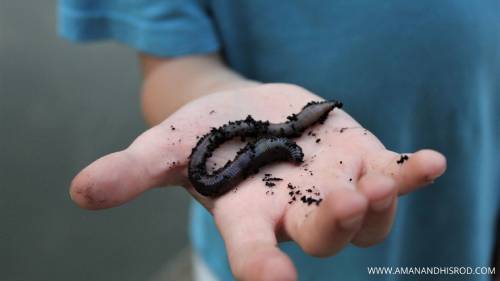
59, 1, 500, 280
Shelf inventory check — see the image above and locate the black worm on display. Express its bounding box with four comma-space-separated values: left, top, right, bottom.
188, 100, 343, 197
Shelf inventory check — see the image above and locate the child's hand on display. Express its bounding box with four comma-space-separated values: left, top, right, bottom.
70, 84, 446, 281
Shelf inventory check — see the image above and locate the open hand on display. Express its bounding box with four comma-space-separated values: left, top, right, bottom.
70, 84, 446, 281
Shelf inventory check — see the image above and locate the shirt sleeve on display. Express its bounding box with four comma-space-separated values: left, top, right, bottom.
58, 0, 220, 57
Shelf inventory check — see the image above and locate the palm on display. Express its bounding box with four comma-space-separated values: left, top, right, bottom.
71, 84, 446, 281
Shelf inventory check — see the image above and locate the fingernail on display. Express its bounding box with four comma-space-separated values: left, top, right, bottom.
340, 215, 363, 230
371, 197, 393, 212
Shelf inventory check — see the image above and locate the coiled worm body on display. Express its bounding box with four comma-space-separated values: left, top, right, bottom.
188, 100, 342, 197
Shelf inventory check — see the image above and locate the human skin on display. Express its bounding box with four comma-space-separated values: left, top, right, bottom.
70, 53, 447, 281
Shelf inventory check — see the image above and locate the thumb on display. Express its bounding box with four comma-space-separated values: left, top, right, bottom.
70, 125, 189, 210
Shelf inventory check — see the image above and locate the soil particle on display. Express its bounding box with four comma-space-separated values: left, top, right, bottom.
301, 195, 322, 206
286, 183, 322, 206
396, 155, 409, 164
262, 174, 283, 188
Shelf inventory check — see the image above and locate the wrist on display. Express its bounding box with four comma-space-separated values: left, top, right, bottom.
140, 53, 261, 126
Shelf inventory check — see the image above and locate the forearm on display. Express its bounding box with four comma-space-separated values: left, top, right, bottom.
139, 53, 259, 126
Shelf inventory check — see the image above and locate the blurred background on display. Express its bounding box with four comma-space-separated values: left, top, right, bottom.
0, 1, 191, 280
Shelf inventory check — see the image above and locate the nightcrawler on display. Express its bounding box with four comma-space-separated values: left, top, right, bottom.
188, 100, 343, 197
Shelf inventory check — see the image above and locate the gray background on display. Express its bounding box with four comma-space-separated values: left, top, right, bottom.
0, 1, 191, 280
